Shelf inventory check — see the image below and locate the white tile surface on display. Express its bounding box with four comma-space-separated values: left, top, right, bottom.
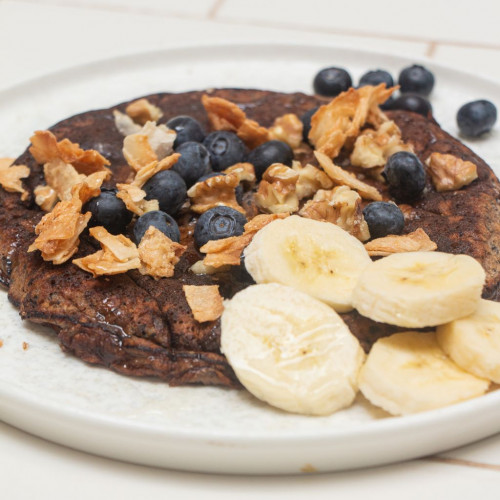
218, 0, 500, 46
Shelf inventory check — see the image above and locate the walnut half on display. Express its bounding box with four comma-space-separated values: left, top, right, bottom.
425, 153, 478, 192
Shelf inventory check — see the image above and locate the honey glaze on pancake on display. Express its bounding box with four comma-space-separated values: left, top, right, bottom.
0, 88, 499, 387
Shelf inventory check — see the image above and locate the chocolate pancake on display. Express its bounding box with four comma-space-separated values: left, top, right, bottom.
1, 88, 499, 388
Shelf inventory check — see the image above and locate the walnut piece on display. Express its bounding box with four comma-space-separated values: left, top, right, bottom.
73, 226, 141, 277
202, 95, 270, 149
200, 213, 288, 268
315, 151, 382, 201
138, 226, 186, 279
224, 162, 256, 186
187, 172, 245, 214
254, 164, 299, 214
364, 228, 437, 256
183, 285, 224, 323
292, 161, 334, 200
309, 84, 395, 158
350, 120, 413, 169
34, 185, 58, 212
299, 186, 370, 241
0, 158, 30, 200
29, 130, 111, 176
116, 183, 159, 216
125, 98, 163, 125
425, 152, 478, 192
269, 113, 304, 149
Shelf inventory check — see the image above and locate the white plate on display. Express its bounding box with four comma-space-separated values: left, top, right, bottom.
0, 43, 499, 475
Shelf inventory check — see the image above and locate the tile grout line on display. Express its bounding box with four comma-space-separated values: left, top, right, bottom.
208, 0, 226, 19
422, 456, 500, 472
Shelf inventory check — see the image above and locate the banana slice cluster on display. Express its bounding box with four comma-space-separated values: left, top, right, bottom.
220, 216, 498, 417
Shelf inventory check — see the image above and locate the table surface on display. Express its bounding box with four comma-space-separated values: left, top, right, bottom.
1, 1, 499, 498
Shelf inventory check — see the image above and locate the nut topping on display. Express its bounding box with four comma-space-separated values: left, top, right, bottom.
292, 161, 334, 200
269, 113, 304, 149
425, 152, 478, 192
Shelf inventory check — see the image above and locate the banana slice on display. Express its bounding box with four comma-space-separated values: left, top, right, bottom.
437, 299, 500, 383
243, 215, 371, 312
352, 251, 485, 327
359, 331, 490, 416
221, 283, 365, 416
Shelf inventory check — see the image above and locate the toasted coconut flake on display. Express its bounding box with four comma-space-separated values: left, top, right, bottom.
140, 121, 176, 160
44, 159, 86, 201
292, 161, 334, 200
350, 120, 413, 169
183, 285, 224, 323
116, 183, 159, 216
224, 162, 256, 186
72, 171, 108, 204
201, 213, 288, 268
34, 185, 58, 212
125, 98, 163, 125
364, 228, 437, 257
254, 164, 299, 214
269, 113, 304, 149
28, 197, 91, 264
309, 85, 395, 158
425, 152, 478, 192
113, 110, 142, 136
138, 226, 186, 279
73, 226, 140, 277
299, 186, 370, 241
187, 172, 245, 214
0, 158, 30, 200
202, 95, 270, 148
315, 151, 382, 201
131, 153, 180, 188
29, 130, 111, 176
123, 133, 157, 171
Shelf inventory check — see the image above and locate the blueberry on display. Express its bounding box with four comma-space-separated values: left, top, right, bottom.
142, 170, 187, 215
195, 172, 244, 205
166, 115, 205, 148
383, 151, 426, 203
359, 69, 394, 88
194, 206, 247, 248
390, 94, 432, 116
300, 107, 319, 143
363, 202, 405, 239
398, 65, 435, 96
247, 140, 294, 180
203, 131, 246, 171
83, 189, 132, 235
457, 100, 497, 138
171, 141, 212, 187
313, 67, 352, 97
133, 210, 180, 244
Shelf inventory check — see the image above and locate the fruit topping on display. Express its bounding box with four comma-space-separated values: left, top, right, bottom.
362, 201, 405, 239
359, 69, 394, 88
398, 64, 435, 96
183, 284, 224, 323
313, 67, 352, 97
389, 93, 432, 116
194, 206, 247, 248
456, 99, 497, 137
133, 210, 181, 244
166, 115, 206, 148
383, 151, 426, 202
171, 141, 212, 187
247, 140, 294, 180
363, 227, 436, 257
425, 152, 478, 192
300, 107, 319, 144
221, 283, 365, 416
142, 169, 187, 215
352, 251, 485, 327
84, 189, 133, 235
203, 131, 246, 171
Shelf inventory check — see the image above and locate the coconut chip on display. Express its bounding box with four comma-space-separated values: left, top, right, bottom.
425, 152, 478, 192
364, 228, 437, 257
309, 84, 395, 158
43, 159, 86, 201
116, 183, 159, 216
183, 285, 224, 323
34, 185, 58, 212
113, 110, 142, 136
138, 226, 186, 279
299, 186, 370, 241
269, 113, 304, 149
73, 226, 140, 277
131, 153, 180, 188
315, 151, 382, 201
202, 95, 270, 149
0, 158, 30, 200
125, 98, 163, 125
200, 213, 288, 268
254, 164, 299, 214
187, 172, 245, 214
29, 130, 111, 176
